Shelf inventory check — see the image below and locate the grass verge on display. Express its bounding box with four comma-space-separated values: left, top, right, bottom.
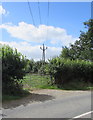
2, 90, 30, 102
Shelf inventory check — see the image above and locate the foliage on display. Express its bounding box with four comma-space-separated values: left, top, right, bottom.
26, 60, 43, 73
26, 59, 49, 75
2, 44, 27, 95
3, 90, 30, 102
32, 60, 42, 73
22, 73, 93, 90
60, 47, 71, 59
38, 62, 49, 75
48, 57, 93, 87
24, 59, 32, 73
60, 19, 93, 61
60, 80, 93, 90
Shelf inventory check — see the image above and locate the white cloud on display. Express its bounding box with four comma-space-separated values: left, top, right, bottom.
0, 22, 78, 47
0, 5, 6, 15
0, 41, 62, 61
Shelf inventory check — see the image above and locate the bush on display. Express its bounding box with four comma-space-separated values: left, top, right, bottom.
2, 45, 27, 95
48, 57, 93, 86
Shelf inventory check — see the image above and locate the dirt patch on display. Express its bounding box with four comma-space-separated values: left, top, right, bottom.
3, 89, 90, 109
3, 92, 55, 109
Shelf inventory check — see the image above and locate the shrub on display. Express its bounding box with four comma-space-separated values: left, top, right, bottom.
2, 44, 27, 95
48, 57, 93, 86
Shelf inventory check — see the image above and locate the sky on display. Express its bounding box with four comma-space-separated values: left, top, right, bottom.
0, 2, 91, 61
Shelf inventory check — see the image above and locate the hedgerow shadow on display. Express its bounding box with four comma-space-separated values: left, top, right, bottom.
3, 92, 55, 109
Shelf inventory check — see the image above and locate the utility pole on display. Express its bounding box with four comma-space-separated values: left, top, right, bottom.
40, 44, 48, 65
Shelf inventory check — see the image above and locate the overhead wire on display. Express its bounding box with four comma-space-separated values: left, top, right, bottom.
38, 0, 42, 25
45, 1, 50, 44
27, 0, 50, 44
47, 0, 50, 26
27, 0, 35, 26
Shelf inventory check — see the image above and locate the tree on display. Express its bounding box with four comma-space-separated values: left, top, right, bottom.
60, 19, 93, 61
2, 45, 27, 95
60, 47, 71, 59
29, 60, 42, 73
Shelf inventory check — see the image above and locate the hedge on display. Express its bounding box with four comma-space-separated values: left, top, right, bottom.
2, 44, 27, 95
48, 57, 93, 85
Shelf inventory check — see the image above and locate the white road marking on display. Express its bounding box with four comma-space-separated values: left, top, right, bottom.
73, 111, 93, 118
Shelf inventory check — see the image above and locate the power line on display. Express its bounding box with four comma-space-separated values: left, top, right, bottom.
47, 1, 50, 26
38, 1, 42, 25
44, 1, 50, 44
27, 0, 35, 26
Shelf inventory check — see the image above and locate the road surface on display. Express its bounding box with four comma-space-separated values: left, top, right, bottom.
2, 90, 92, 119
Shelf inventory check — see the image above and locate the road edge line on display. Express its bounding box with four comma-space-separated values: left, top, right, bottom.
73, 111, 93, 118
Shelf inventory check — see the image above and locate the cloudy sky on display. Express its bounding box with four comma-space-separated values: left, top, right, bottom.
0, 2, 91, 60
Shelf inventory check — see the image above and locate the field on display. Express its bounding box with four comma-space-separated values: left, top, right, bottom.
22, 73, 58, 90
22, 73, 93, 91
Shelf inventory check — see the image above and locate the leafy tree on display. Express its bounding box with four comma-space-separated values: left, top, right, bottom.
30, 60, 42, 73
38, 61, 49, 75
60, 19, 93, 61
2, 45, 27, 95
29, 60, 48, 74
60, 47, 70, 59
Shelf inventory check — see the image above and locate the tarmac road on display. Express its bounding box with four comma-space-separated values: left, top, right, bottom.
2, 90, 92, 119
